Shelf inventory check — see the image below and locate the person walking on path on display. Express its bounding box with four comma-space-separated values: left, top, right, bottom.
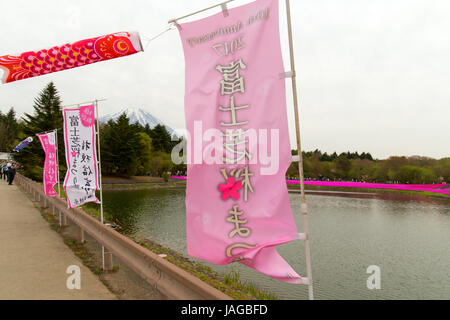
6, 163, 16, 185
4, 163, 9, 181
3, 163, 9, 181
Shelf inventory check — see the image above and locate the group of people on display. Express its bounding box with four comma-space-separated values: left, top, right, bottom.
0, 161, 18, 185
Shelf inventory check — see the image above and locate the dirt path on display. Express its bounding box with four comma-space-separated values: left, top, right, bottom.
0, 180, 116, 300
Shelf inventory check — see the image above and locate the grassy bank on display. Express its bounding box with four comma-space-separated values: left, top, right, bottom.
290, 183, 450, 199
135, 237, 277, 300
36, 181, 277, 300
101, 176, 450, 200
102, 176, 186, 191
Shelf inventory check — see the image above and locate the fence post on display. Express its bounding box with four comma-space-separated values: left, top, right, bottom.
60, 210, 67, 226
77, 226, 85, 244
104, 248, 113, 271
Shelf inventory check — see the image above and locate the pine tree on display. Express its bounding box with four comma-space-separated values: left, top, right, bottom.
101, 114, 141, 177
0, 107, 19, 152
149, 124, 173, 153
14, 82, 65, 180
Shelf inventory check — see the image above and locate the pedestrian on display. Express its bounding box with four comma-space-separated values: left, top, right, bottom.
6, 163, 11, 183
7, 163, 16, 185
3, 163, 8, 181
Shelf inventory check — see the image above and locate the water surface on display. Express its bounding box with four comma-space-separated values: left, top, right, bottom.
103, 188, 450, 299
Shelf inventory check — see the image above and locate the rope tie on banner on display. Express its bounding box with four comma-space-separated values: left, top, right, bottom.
141, 24, 177, 50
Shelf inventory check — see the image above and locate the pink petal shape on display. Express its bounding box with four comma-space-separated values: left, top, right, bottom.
221, 190, 231, 200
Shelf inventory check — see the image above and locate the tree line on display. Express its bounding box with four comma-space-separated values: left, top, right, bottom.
2, 82, 449, 184
100, 113, 184, 177
6, 82, 184, 180
287, 149, 450, 184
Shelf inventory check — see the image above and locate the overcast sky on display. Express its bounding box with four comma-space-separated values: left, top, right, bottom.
0, 0, 449, 160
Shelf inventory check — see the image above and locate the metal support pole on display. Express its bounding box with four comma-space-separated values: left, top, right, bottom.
60, 211, 67, 226
104, 248, 113, 271
285, 0, 314, 300
54, 129, 62, 198
95, 99, 105, 270
168, 0, 235, 24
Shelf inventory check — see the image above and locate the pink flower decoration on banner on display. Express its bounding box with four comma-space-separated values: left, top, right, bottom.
71, 150, 78, 158
218, 177, 243, 201
79, 105, 95, 127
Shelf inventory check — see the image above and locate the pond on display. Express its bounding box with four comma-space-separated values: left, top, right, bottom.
102, 188, 450, 300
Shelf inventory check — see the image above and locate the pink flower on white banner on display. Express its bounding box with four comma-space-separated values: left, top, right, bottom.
79, 105, 95, 127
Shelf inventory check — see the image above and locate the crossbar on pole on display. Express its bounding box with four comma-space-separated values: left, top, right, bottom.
34, 128, 62, 136
285, 0, 314, 300
62, 98, 107, 109
168, 0, 235, 23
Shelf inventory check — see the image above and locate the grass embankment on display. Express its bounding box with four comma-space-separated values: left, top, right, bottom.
118, 176, 449, 199
135, 237, 277, 300
36, 182, 277, 300
102, 176, 186, 191
291, 183, 450, 199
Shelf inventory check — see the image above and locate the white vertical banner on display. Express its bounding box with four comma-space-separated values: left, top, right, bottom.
63, 104, 99, 208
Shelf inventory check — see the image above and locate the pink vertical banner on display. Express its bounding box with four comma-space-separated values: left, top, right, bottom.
63, 104, 99, 208
37, 131, 58, 197
178, 0, 303, 283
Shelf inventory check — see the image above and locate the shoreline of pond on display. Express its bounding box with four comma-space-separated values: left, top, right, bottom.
101, 177, 450, 201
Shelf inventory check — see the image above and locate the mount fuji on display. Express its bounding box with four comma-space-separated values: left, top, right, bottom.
99, 108, 174, 134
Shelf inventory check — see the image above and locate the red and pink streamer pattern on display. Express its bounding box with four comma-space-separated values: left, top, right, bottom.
0, 31, 143, 84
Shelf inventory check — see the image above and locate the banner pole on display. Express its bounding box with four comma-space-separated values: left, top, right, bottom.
169, 0, 235, 23
61, 98, 107, 109
54, 129, 61, 198
95, 99, 105, 271
285, 0, 314, 300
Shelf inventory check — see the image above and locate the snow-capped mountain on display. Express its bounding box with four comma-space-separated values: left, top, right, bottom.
100, 108, 174, 134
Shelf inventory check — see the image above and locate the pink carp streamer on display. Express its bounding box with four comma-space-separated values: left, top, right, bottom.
0, 31, 143, 84
172, 177, 450, 196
